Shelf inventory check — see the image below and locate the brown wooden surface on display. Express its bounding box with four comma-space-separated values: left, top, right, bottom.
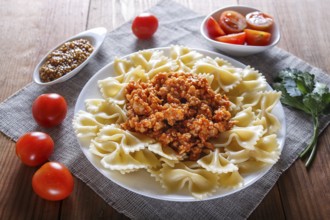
0, 0, 329, 219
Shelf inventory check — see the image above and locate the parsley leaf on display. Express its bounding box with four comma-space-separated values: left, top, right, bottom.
273, 68, 330, 167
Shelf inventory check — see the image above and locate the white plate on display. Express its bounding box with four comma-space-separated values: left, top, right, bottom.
74, 47, 286, 202
33, 27, 107, 85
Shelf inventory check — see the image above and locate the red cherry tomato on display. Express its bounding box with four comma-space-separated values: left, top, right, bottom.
215, 32, 246, 45
244, 29, 272, 46
16, 132, 54, 166
246, 11, 274, 31
32, 93, 67, 127
132, 13, 159, 39
219, 10, 247, 34
206, 17, 225, 38
32, 162, 74, 201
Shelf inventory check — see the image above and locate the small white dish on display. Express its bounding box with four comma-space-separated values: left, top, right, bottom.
33, 27, 107, 85
200, 5, 281, 56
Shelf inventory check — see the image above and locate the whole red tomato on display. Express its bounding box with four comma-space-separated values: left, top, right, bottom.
32, 93, 67, 127
32, 162, 74, 201
132, 13, 158, 39
16, 132, 54, 166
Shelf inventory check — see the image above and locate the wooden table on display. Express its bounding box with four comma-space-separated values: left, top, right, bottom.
1, 0, 329, 219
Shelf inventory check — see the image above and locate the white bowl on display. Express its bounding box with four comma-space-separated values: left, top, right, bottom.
33, 27, 107, 85
200, 5, 280, 56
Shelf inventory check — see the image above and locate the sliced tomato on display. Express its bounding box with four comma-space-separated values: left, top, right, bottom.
219, 10, 247, 34
206, 17, 225, 38
246, 11, 274, 31
244, 29, 272, 46
215, 32, 246, 45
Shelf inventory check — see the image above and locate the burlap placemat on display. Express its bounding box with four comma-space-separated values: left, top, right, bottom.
1, 1, 329, 219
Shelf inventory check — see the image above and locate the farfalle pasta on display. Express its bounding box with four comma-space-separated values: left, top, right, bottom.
73, 45, 282, 199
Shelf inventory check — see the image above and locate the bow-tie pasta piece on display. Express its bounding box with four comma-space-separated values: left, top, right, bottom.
250, 134, 280, 163
160, 162, 218, 199
98, 77, 127, 105
130, 49, 162, 70
218, 171, 244, 188
121, 65, 147, 83
214, 57, 233, 67
148, 142, 182, 161
130, 49, 177, 79
228, 96, 244, 113
132, 148, 161, 168
239, 91, 263, 110
147, 155, 181, 183
85, 99, 127, 125
170, 45, 204, 70
214, 125, 264, 150
95, 124, 150, 153
89, 139, 118, 157
159, 157, 180, 167
253, 91, 281, 134
253, 91, 281, 113
226, 66, 266, 97
197, 148, 238, 174
113, 57, 134, 76
237, 160, 266, 174
232, 107, 255, 127
225, 148, 250, 164
251, 117, 269, 136
101, 147, 160, 172
192, 57, 242, 92
73, 110, 105, 140
174, 59, 191, 72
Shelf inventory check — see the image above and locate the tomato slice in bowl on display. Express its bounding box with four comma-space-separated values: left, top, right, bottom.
246, 11, 274, 31
219, 10, 247, 34
206, 17, 225, 38
244, 29, 272, 46
215, 32, 246, 45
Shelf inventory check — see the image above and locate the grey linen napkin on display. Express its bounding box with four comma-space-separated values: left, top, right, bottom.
1, 1, 329, 219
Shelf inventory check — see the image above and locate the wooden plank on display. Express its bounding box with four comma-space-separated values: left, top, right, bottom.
239, 0, 330, 73
87, 0, 236, 29
60, 178, 129, 220
0, 0, 90, 102
249, 186, 285, 220
0, 0, 90, 219
278, 126, 330, 219
240, 0, 330, 219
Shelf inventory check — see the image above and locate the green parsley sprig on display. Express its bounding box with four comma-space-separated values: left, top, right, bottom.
273, 68, 330, 167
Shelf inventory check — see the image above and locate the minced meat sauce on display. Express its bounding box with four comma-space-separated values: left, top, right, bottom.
121, 72, 235, 161
39, 39, 93, 82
